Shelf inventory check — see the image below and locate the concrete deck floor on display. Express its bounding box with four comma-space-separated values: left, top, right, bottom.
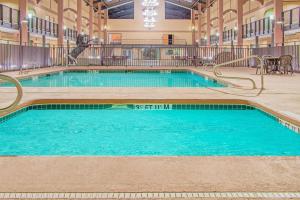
0, 66, 300, 195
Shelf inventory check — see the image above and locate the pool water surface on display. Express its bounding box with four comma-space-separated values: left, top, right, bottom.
0, 104, 299, 156
0, 70, 224, 87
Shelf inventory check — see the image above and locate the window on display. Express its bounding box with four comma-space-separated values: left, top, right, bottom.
108, 2, 134, 19
163, 34, 174, 45
165, 2, 191, 19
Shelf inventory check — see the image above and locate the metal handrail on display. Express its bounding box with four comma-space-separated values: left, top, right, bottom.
0, 74, 23, 112
213, 55, 264, 96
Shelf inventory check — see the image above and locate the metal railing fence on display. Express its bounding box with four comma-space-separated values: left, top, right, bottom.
283, 7, 300, 31
0, 43, 52, 71
74, 45, 251, 67
0, 4, 19, 30
28, 16, 58, 38
242, 17, 273, 39
1, 43, 300, 72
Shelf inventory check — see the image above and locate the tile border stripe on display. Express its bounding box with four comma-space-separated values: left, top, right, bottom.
0, 192, 300, 199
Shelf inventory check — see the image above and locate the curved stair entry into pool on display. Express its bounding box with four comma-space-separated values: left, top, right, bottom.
0, 74, 23, 113
212, 55, 264, 97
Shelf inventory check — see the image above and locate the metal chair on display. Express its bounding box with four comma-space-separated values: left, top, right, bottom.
256, 55, 272, 75
279, 55, 293, 75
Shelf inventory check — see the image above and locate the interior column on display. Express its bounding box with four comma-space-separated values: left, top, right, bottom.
192, 10, 196, 45
197, 3, 202, 45
104, 9, 108, 44
57, 0, 64, 46
274, 0, 284, 46
77, 0, 82, 34
218, 0, 223, 46
98, 3, 102, 40
19, 0, 28, 45
89, 0, 94, 39
237, 0, 243, 46
206, 0, 211, 46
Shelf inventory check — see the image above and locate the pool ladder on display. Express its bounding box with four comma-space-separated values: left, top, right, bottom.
213, 55, 264, 96
0, 74, 23, 113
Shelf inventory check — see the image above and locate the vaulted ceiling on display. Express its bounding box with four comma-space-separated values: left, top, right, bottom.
86, 0, 217, 19
91, 0, 214, 11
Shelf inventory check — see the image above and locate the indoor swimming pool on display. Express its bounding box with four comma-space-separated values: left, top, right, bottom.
0, 104, 299, 156
0, 70, 224, 87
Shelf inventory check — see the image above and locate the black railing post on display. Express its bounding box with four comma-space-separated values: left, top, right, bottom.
289, 9, 293, 30
0, 5, 3, 26
299, 7, 300, 28
262, 18, 265, 34
9, 7, 12, 28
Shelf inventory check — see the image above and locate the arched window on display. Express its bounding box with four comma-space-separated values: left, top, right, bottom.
28, 7, 37, 17
264, 8, 274, 18
264, 8, 274, 32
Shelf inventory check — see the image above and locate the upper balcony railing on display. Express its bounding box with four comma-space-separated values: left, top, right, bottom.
64, 28, 77, 41
210, 35, 219, 45
107, 39, 188, 45
199, 38, 207, 46
242, 17, 273, 38
0, 4, 19, 30
28, 16, 58, 37
283, 7, 300, 31
223, 29, 237, 42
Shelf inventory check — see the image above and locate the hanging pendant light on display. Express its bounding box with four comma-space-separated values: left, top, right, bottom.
142, 0, 159, 29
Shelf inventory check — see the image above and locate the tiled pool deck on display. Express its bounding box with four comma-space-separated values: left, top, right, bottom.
1, 66, 300, 198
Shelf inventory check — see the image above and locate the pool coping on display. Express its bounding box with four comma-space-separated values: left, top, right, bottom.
1, 99, 300, 134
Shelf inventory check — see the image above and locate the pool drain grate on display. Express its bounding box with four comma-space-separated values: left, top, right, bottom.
0, 192, 300, 199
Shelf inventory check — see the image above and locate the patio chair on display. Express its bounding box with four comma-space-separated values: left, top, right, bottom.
279, 55, 293, 75
256, 55, 272, 75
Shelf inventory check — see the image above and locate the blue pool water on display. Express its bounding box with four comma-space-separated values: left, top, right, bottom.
0, 70, 224, 87
0, 105, 300, 156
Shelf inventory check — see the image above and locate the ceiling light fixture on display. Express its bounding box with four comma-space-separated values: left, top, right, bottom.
143, 0, 158, 29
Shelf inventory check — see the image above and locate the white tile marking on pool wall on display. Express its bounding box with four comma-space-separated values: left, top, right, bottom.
134, 104, 173, 110
1, 192, 300, 199
278, 118, 300, 134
